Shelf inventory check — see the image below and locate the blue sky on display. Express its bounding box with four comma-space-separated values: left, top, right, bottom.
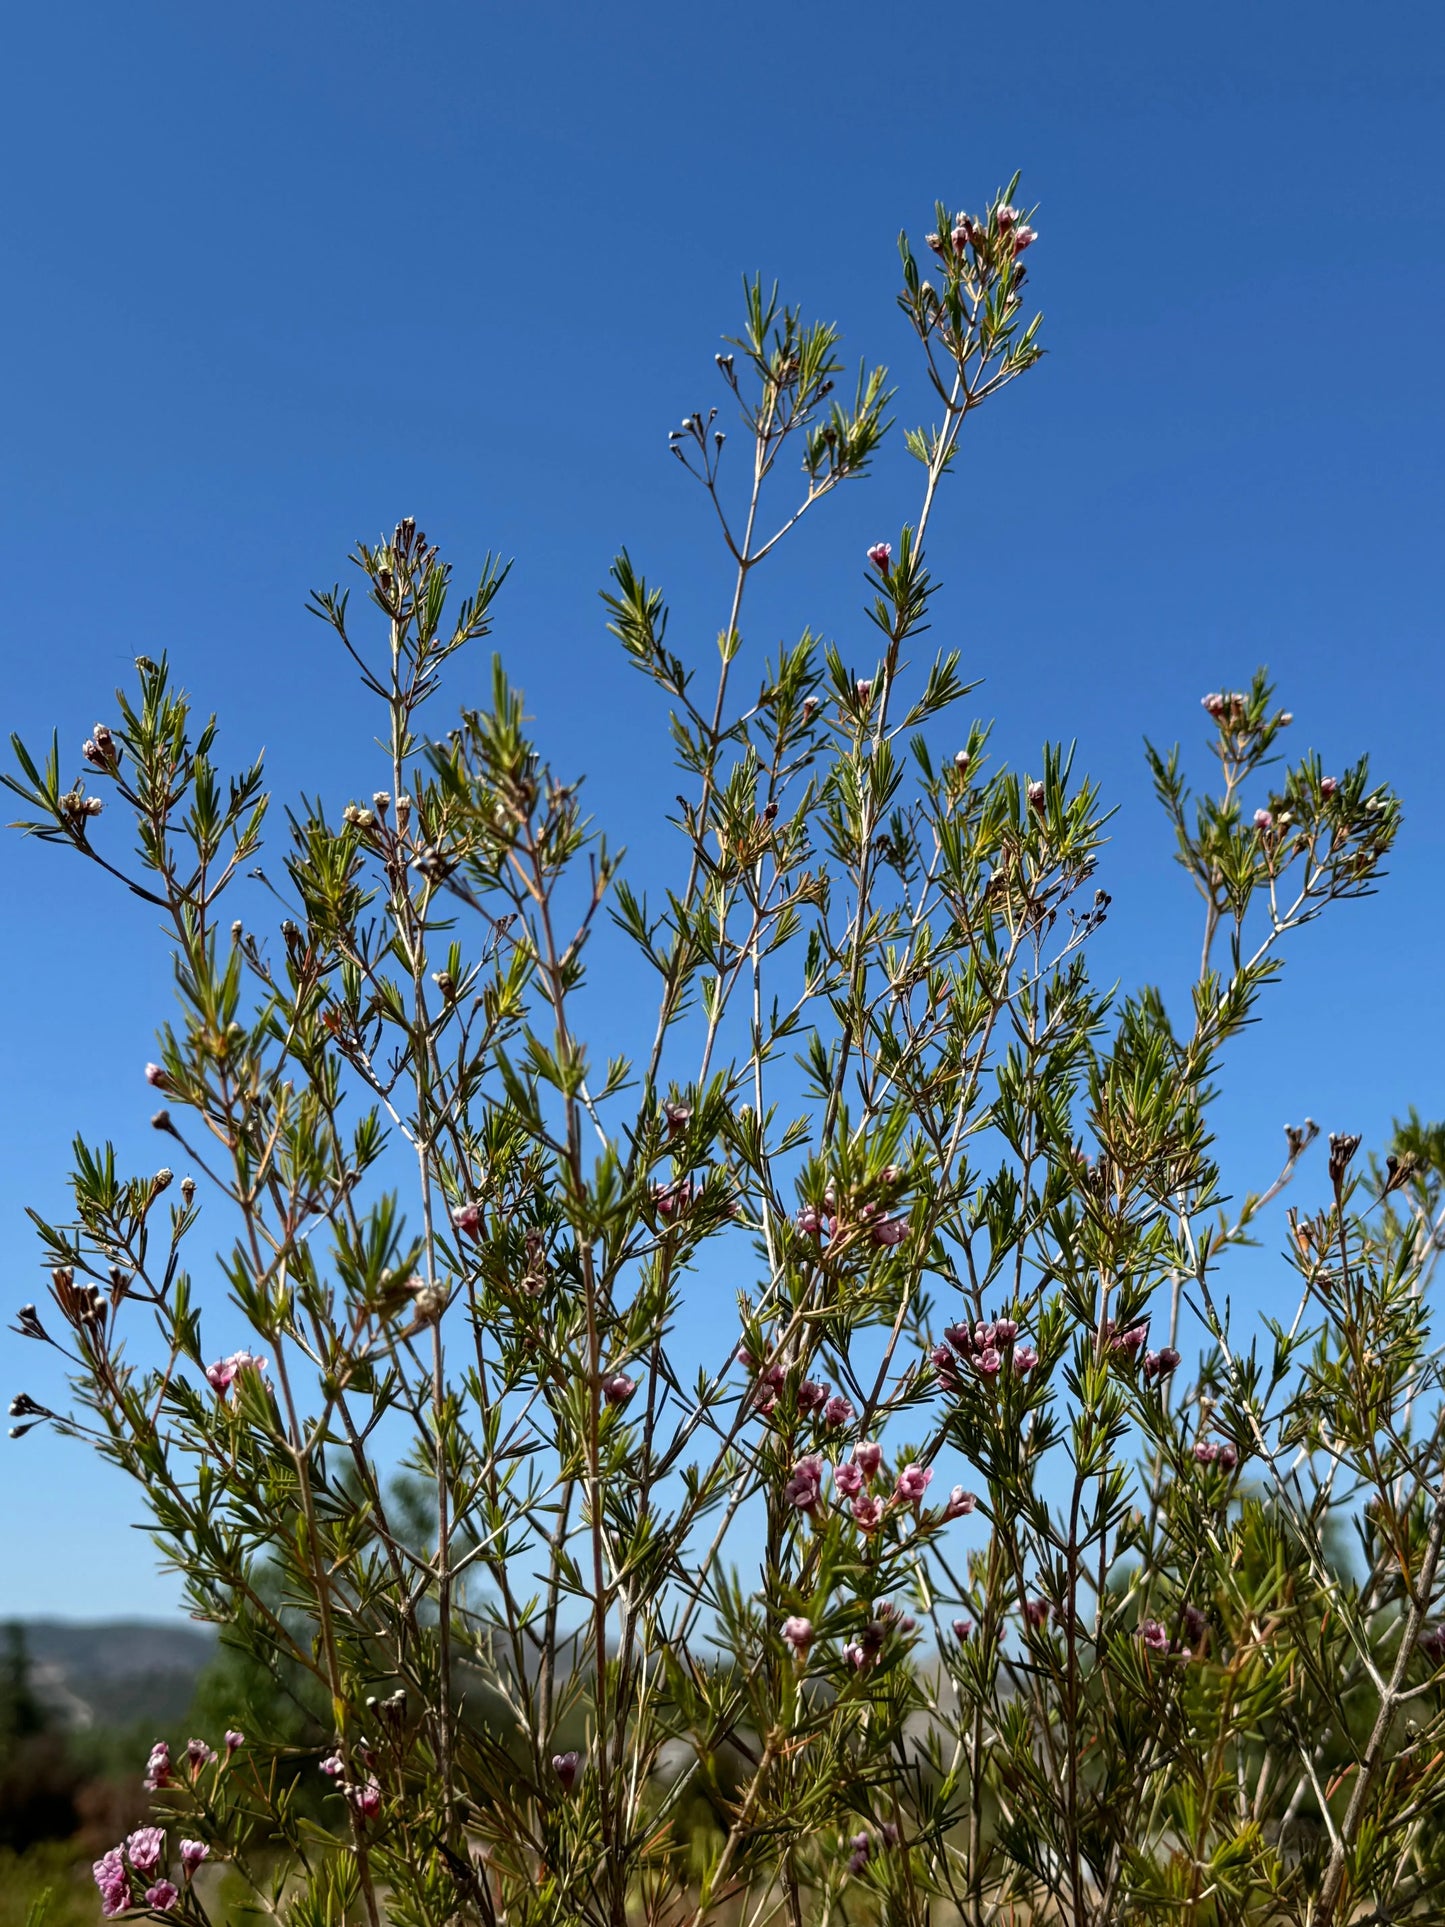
2, 0, 1442, 1619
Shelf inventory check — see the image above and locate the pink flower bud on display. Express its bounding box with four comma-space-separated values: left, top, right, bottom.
145, 1063, 170, 1089
1024, 1597, 1050, 1629
995, 203, 1019, 230
856, 678, 873, 704
1202, 692, 1227, 719
782, 1615, 814, 1655
224, 1729, 244, 1754
1027, 780, 1046, 814
1012, 224, 1037, 251
952, 1617, 973, 1642
552, 1750, 581, 1793
1320, 775, 1338, 798
320, 1753, 345, 1778
186, 1737, 216, 1774
854, 1440, 883, 1479
796, 1378, 827, 1414
601, 1372, 636, 1406
350, 1779, 381, 1818
942, 1485, 977, 1520
1253, 808, 1274, 832
976, 1346, 1003, 1377
866, 542, 893, 573
143, 1740, 171, 1791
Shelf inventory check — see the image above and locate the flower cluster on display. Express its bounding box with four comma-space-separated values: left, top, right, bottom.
93, 1825, 203, 1917
931, 1315, 1036, 1388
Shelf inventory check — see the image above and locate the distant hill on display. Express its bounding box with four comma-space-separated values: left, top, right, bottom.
16, 1619, 216, 1732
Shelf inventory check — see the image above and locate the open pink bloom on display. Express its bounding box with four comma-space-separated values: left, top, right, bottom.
143, 1740, 171, 1790
1193, 1439, 1220, 1464
854, 1440, 883, 1480
224, 1729, 244, 1754
126, 1827, 166, 1875
320, 1753, 345, 1778
186, 1737, 216, 1774
93, 1848, 130, 1917
1139, 1618, 1171, 1653
1012, 1346, 1039, 1375
205, 1350, 266, 1396
1109, 1323, 1148, 1356
1013, 224, 1037, 250
601, 1373, 636, 1405
350, 1779, 382, 1819
976, 1346, 1002, 1377
782, 1615, 814, 1655
784, 1456, 824, 1511
942, 1486, 977, 1521
833, 1459, 865, 1498
995, 203, 1019, 229
867, 542, 892, 573
1203, 692, 1226, 719
894, 1463, 932, 1505
552, 1750, 581, 1793
870, 1215, 907, 1247
823, 1395, 853, 1427
852, 1494, 884, 1533
796, 1378, 828, 1414
179, 1840, 209, 1878
450, 1201, 482, 1236
146, 1882, 179, 1912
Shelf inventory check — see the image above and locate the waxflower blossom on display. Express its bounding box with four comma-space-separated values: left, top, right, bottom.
784, 1456, 824, 1512
1027, 780, 1046, 813
552, 1750, 581, 1793
179, 1840, 209, 1877
847, 1829, 872, 1875
833, 1459, 865, 1498
94, 1848, 130, 1917
867, 542, 892, 573
126, 1827, 166, 1875
144, 1740, 171, 1790
186, 1736, 217, 1774
1024, 1597, 1050, 1629
870, 1214, 907, 1247
822, 1395, 854, 1427
1143, 1346, 1181, 1381
1420, 1625, 1445, 1664
450, 1201, 482, 1236
851, 1494, 884, 1533
952, 1617, 973, 1642
320, 1753, 345, 1777
225, 1729, 244, 1754
894, 1462, 932, 1505
1253, 808, 1274, 832
1139, 1618, 1171, 1653
942, 1485, 977, 1520
206, 1350, 267, 1396
350, 1779, 382, 1819
1013, 1346, 1039, 1375
601, 1372, 636, 1405
1109, 1323, 1149, 1358
782, 1615, 814, 1655
1320, 775, 1339, 798
146, 1882, 179, 1912
796, 1378, 828, 1415
854, 1441, 883, 1480
145, 1063, 170, 1089
1013, 224, 1038, 251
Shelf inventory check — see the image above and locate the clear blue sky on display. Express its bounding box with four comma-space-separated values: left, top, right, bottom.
2, 0, 1441, 1619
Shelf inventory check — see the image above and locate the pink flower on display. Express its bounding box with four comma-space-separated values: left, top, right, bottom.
867, 542, 892, 573
1024, 1597, 1050, 1630
552, 1750, 581, 1794
855, 678, 873, 704
942, 1485, 977, 1521
450, 1201, 482, 1236
205, 1350, 267, 1396
833, 1459, 865, 1498
662, 1100, 692, 1134
823, 1395, 853, 1427
320, 1753, 345, 1778
1109, 1323, 1148, 1357
1420, 1625, 1445, 1664
870, 1215, 907, 1247
1202, 692, 1227, 719
995, 203, 1019, 230
952, 1617, 973, 1642
1253, 808, 1274, 832
1027, 780, 1046, 814
847, 1829, 872, 1874
796, 1378, 828, 1415
224, 1729, 244, 1754
855, 1441, 883, 1480
1193, 1439, 1219, 1464
93, 1848, 130, 1917
186, 1736, 216, 1774
1217, 1442, 1239, 1470
143, 1740, 171, 1791
145, 1882, 179, 1912
145, 1063, 170, 1090
992, 1317, 1018, 1344
852, 1494, 884, 1533
126, 1827, 166, 1875
1320, 775, 1338, 798
601, 1373, 636, 1405
1012, 224, 1037, 251
976, 1346, 1003, 1376
1139, 1618, 1171, 1653
784, 1456, 824, 1512
797, 1203, 823, 1236
782, 1615, 814, 1655
350, 1779, 382, 1819
894, 1463, 932, 1505
1143, 1346, 1181, 1381
179, 1840, 209, 1878
1181, 1604, 1207, 1643
1012, 1346, 1039, 1375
